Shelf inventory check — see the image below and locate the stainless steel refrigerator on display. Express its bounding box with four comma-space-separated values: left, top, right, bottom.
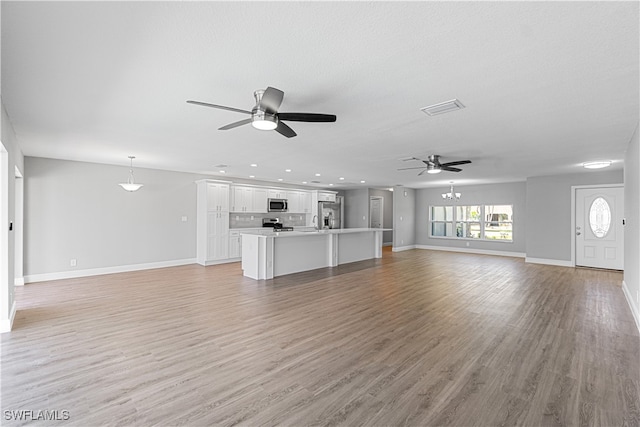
319, 196, 343, 229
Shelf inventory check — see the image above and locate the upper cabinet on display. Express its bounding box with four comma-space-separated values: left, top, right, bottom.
207, 182, 230, 211
286, 190, 312, 213
267, 189, 287, 199
318, 191, 337, 202
231, 185, 268, 213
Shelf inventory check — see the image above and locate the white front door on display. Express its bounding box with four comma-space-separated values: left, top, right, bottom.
575, 186, 624, 270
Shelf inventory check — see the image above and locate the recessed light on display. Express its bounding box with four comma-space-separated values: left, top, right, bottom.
285, 169, 292, 172
219, 170, 226, 173
315, 173, 321, 177
360, 180, 366, 184
302, 181, 308, 184
583, 161, 612, 169
250, 163, 258, 167
249, 175, 255, 178
329, 184, 334, 186
277, 178, 283, 181
339, 177, 345, 180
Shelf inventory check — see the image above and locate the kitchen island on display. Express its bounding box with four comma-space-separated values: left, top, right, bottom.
241, 228, 389, 280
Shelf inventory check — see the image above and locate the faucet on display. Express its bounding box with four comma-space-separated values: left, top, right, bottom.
312, 215, 319, 230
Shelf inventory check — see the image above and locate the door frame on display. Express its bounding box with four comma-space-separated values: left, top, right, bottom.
570, 183, 624, 268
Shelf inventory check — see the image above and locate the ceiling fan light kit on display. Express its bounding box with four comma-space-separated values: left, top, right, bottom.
583, 160, 612, 169
119, 156, 143, 192
187, 86, 336, 138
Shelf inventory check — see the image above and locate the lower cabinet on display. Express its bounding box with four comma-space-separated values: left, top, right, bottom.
207, 211, 229, 261
229, 231, 241, 259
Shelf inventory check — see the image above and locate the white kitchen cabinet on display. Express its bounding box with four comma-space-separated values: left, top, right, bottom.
286, 191, 301, 213
252, 188, 268, 213
231, 186, 253, 212
229, 230, 241, 259
299, 191, 312, 213
231, 186, 268, 213
207, 182, 230, 211
318, 191, 337, 202
267, 189, 286, 199
196, 180, 231, 265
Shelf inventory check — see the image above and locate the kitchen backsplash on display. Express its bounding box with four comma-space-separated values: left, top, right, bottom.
230, 213, 309, 229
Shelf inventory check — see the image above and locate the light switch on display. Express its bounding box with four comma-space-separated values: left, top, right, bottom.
181, 216, 188, 222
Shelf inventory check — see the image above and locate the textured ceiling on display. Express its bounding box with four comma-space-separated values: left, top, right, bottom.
2, 1, 638, 189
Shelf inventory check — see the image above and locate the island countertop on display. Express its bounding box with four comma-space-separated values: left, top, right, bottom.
241, 228, 390, 280
239, 227, 391, 238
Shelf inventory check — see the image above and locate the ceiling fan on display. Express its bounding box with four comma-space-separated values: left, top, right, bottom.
187, 86, 336, 138
398, 154, 471, 175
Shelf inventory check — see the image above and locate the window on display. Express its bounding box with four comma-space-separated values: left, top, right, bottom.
429, 204, 513, 242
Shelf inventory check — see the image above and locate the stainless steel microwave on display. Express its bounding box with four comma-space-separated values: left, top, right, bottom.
268, 198, 288, 212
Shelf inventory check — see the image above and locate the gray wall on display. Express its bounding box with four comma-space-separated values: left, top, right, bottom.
1, 101, 25, 330
415, 182, 526, 254
525, 170, 623, 261
369, 188, 393, 244
392, 186, 416, 249
624, 123, 639, 324
344, 189, 369, 229
24, 157, 206, 276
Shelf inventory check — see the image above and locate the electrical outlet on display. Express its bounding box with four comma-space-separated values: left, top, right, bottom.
70, 259, 77, 267
181, 216, 188, 222
466, 242, 470, 247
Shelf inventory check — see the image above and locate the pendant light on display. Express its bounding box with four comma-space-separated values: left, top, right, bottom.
119, 156, 144, 192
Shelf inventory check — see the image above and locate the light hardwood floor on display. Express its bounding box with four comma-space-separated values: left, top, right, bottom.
2, 248, 639, 426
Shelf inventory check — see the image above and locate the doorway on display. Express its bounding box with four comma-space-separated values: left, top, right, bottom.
574, 185, 624, 270
370, 196, 383, 229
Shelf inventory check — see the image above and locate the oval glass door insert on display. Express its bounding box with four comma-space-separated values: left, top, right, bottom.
589, 197, 611, 238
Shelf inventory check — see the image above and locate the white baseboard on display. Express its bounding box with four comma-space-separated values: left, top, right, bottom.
201, 258, 240, 266
14, 277, 24, 286
622, 280, 640, 335
392, 245, 417, 252
383, 242, 393, 247
0, 300, 17, 333
24, 258, 198, 284
525, 257, 574, 267
416, 245, 525, 259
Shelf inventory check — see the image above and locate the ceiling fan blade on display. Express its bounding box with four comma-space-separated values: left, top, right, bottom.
275, 121, 297, 138
441, 166, 462, 172
278, 113, 337, 122
260, 87, 284, 113
186, 100, 251, 115
219, 118, 252, 130
440, 160, 472, 167
397, 167, 428, 171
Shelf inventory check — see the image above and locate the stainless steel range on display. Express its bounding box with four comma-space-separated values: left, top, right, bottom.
262, 218, 294, 231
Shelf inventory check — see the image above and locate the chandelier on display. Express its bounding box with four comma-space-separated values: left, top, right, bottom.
442, 182, 461, 201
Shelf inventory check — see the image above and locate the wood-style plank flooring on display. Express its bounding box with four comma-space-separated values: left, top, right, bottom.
2, 248, 639, 426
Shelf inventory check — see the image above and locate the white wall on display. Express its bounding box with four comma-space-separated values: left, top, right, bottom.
24, 157, 207, 280
415, 182, 526, 255
623, 123, 640, 331
525, 170, 623, 263
1, 101, 25, 332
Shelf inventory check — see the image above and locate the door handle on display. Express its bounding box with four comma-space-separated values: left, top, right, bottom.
576, 232, 581, 236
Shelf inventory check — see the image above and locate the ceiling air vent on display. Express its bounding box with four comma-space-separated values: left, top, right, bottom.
421, 99, 465, 116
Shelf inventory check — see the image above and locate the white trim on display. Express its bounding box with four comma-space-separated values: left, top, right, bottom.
0, 300, 16, 333
14, 277, 24, 286
392, 245, 417, 252
525, 257, 574, 267
622, 280, 640, 335
24, 258, 198, 284
417, 245, 525, 258
383, 242, 393, 247
202, 258, 240, 266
